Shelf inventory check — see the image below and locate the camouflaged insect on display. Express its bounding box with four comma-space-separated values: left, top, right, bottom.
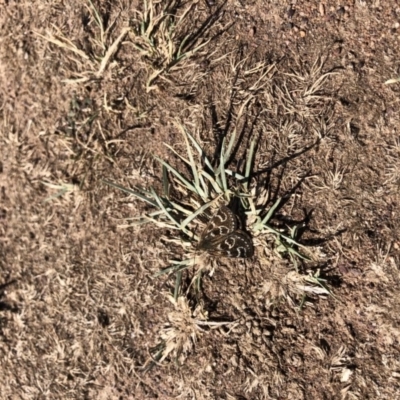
197, 205, 254, 258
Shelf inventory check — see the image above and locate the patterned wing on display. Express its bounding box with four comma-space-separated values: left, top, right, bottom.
197, 206, 253, 258
222, 231, 254, 258
208, 231, 254, 258
197, 206, 238, 250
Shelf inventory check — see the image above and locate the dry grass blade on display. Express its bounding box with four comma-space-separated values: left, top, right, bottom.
385, 77, 400, 84
266, 225, 308, 250
86, 0, 105, 49
185, 129, 214, 172
154, 259, 196, 278
178, 124, 205, 198
154, 156, 198, 194
34, 29, 90, 61
150, 188, 183, 230
97, 27, 130, 76
174, 271, 183, 300
179, 197, 221, 231
200, 170, 224, 195
41, 181, 78, 202
259, 197, 282, 227
102, 179, 157, 207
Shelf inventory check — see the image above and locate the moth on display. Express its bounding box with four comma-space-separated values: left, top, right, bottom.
197, 205, 254, 258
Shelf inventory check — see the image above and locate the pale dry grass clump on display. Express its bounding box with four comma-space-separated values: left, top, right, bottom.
146, 296, 203, 367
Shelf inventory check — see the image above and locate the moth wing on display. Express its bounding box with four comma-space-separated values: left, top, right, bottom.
197, 206, 253, 258
199, 206, 238, 245
214, 231, 254, 258
204, 231, 253, 258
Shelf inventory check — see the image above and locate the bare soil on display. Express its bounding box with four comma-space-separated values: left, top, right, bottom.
1, 1, 400, 399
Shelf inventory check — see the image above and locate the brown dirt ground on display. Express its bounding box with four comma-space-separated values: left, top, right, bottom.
1, 0, 400, 399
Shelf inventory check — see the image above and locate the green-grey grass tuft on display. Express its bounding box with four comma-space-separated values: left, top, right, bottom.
104, 120, 313, 292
